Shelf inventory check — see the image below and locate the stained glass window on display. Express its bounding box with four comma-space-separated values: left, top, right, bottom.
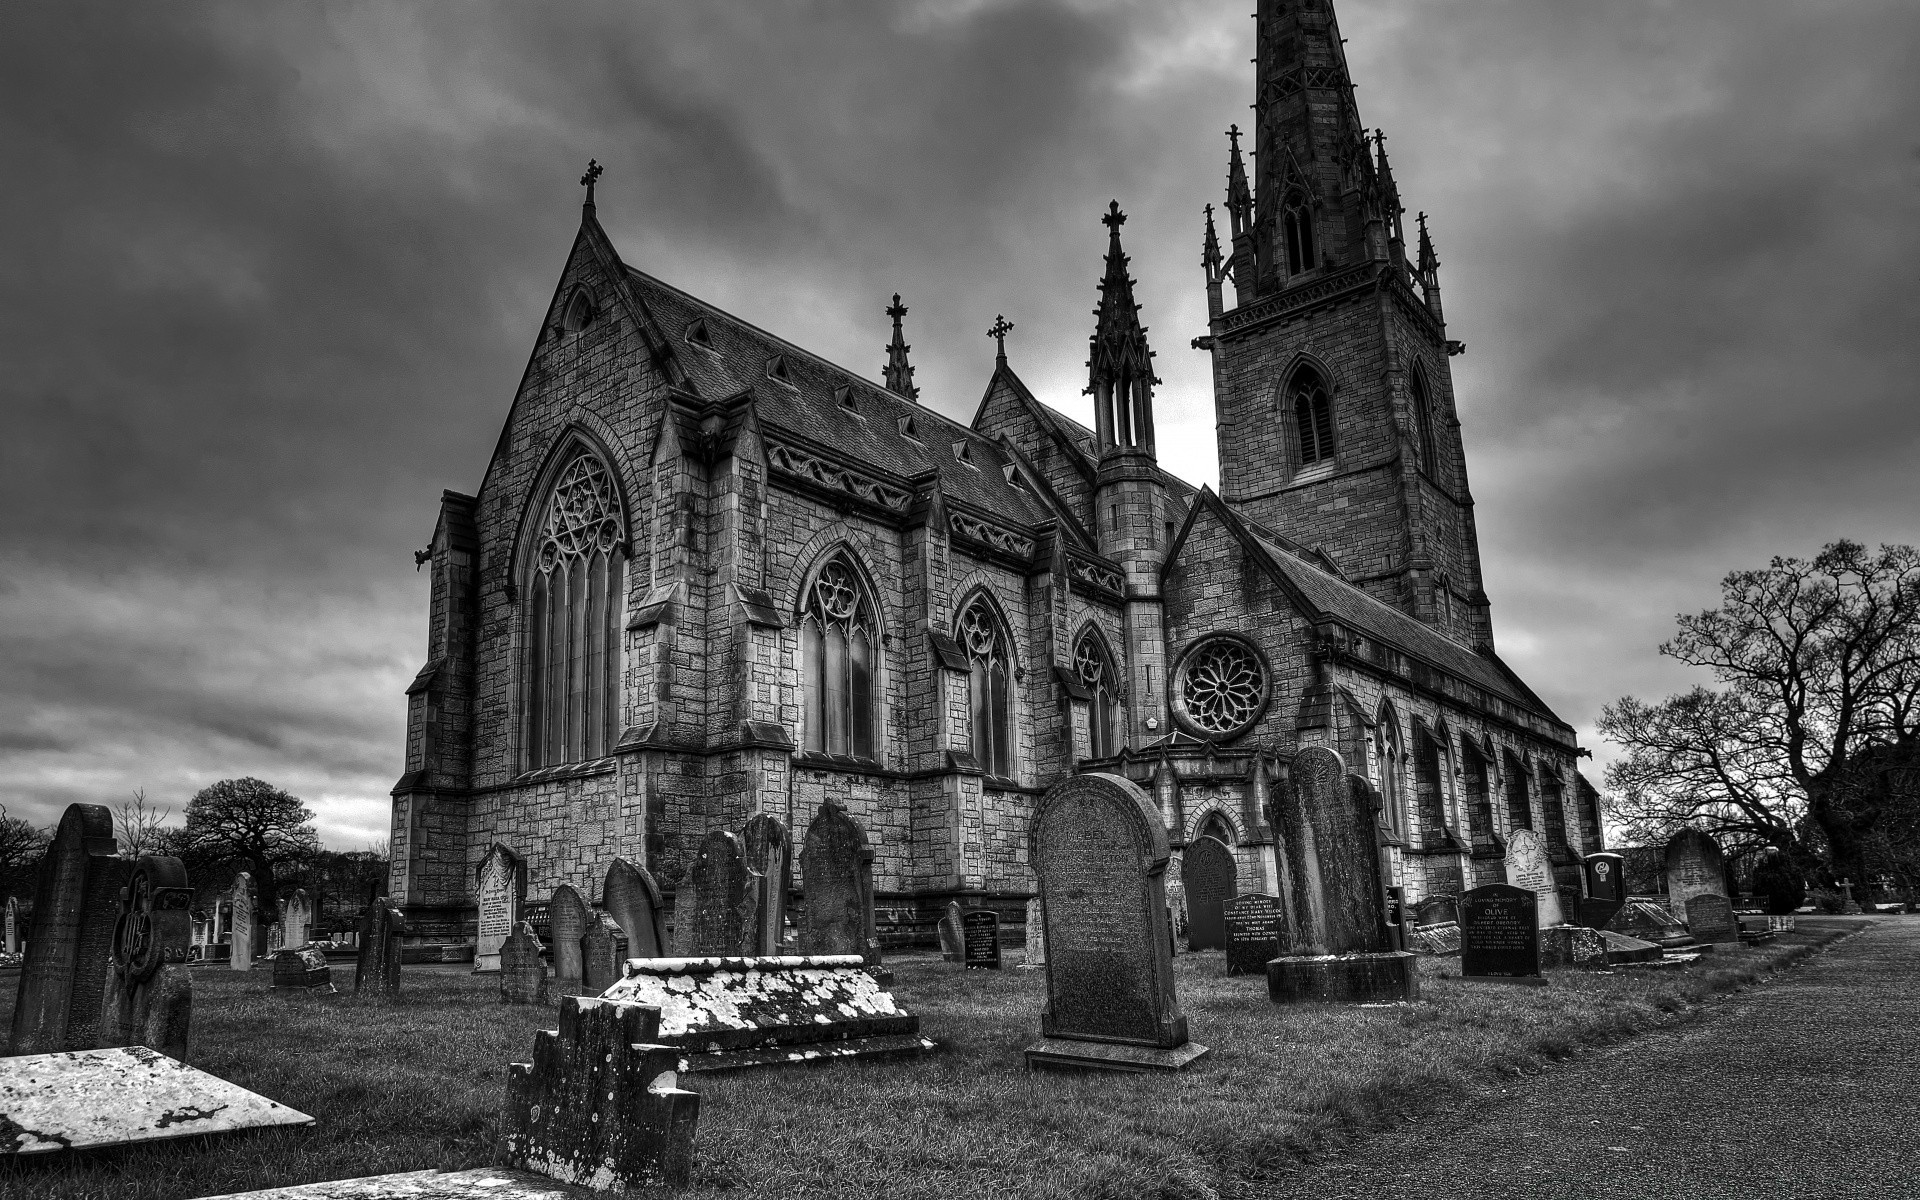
1074, 629, 1120, 759
801, 558, 878, 760
527, 452, 624, 768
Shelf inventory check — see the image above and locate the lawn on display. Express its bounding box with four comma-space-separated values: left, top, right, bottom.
0, 920, 1863, 1200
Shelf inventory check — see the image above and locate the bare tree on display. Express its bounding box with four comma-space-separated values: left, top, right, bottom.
180, 777, 320, 927
1600, 540, 1920, 886
0, 805, 51, 902
115, 788, 173, 858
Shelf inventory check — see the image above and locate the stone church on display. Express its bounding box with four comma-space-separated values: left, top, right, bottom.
390, 0, 1602, 942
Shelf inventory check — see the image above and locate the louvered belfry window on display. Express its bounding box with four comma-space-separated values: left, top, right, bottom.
960, 597, 1016, 778
800, 557, 878, 760
526, 452, 625, 768
1292, 370, 1335, 465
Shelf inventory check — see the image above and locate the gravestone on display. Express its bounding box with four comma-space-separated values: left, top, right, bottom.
1580, 851, 1627, 930
9, 802, 127, 1056
354, 900, 407, 997
670, 871, 700, 956
4, 896, 16, 953
1503, 829, 1565, 928
741, 813, 792, 955
499, 921, 548, 1006
582, 911, 628, 994
689, 830, 758, 957
1179, 835, 1235, 951
228, 873, 256, 971
798, 801, 869, 960
1458, 883, 1545, 984
1836, 878, 1863, 914
548, 884, 592, 995
1409, 921, 1462, 956
98, 855, 193, 1062
1413, 895, 1458, 929
280, 889, 313, 950
604, 856, 666, 960
1023, 772, 1206, 1072
266, 923, 284, 953
504, 996, 700, 1189
1685, 893, 1738, 945
473, 843, 524, 972
1609, 897, 1697, 948
856, 845, 886, 978
937, 900, 964, 963
962, 909, 1001, 970
270, 948, 334, 994
1022, 896, 1046, 967
1382, 885, 1408, 952
1664, 828, 1727, 919
1223, 893, 1283, 977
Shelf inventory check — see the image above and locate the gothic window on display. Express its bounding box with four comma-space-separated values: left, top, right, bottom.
1197, 811, 1235, 846
1283, 190, 1315, 275
526, 450, 625, 768
1372, 707, 1406, 838
560, 288, 595, 333
1503, 750, 1534, 831
1410, 366, 1438, 472
800, 557, 879, 760
1074, 628, 1120, 759
1292, 369, 1335, 466
1173, 635, 1269, 741
959, 596, 1016, 778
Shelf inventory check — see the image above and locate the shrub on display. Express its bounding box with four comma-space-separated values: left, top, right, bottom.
1750, 852, 1806, 914
1809, 889, 1844, 914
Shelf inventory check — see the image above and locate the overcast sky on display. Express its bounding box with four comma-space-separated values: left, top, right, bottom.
2, 1, 1916, 848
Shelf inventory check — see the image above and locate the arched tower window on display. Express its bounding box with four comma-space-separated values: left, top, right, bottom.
526, 450, 625, 768
799, 556, 879, 760
1410, 366, 1438, 473
1292, 369, 1335, 466
1074, 627, 1120, 760
1282, 190, 1315, 275
958, 595, 1016, 779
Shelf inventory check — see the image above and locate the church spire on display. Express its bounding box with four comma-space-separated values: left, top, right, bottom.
1417, 211, 1445, 324
1086, 200, 1158, 460
882, 293, 919, 401
1202, 204, 1227, 322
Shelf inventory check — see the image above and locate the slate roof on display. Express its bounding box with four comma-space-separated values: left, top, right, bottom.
623, 267, 1055, 528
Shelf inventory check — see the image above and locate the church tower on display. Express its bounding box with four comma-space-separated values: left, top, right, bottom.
1202, 0, 1493, 650
1088, 201, 1173, 743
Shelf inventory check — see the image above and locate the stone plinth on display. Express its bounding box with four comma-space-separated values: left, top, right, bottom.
1266, 951, 1419, 1004
271, 948, 334, 994
597, 954, 934, 1072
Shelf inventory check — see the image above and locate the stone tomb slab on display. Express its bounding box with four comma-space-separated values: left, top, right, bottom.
597, 954, 934, 1072
190, 1167, 595, 1198
1409, 921, 1462, 956
1266, 952, 1420, 1003
0, 1045, 313, 1156
1222, 893, 1282, 977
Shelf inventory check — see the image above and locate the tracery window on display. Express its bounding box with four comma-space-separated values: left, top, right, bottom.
1292, 369, 1335, 466
1173, 635, 1269, 741
1410, 367, 1438, 472
1074, 628, 1120, 759
1282, 190, 1315, 275
1372, 708, 1406, 838
959, 596, 1016, 778
526, 451, 625, 768
800, 557, 878, 760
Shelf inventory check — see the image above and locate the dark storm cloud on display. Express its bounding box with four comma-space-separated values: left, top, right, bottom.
1, 0, 1914, 839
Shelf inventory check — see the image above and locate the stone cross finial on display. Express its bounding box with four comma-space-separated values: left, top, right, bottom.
886, 293, 907, 323
987, 315, 1014, 360
1102, 200, 1126, 232
580, 159, 604, 206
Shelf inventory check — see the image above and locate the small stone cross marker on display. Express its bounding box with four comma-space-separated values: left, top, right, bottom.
987, 315, 1014, 359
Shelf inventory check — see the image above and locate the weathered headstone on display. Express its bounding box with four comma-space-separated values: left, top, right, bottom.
937, 900, 964, 963
1413, 895, 1458, 929
1409, 921, 1462, 956
499, 921, 548, 1006
741, 813, 792, 955
1685, 893, 1738, 945
473, 843, 524, 972
604, 857, 666, 960
1609, 897, 1697, 948
689, 830, 758, 957
283, 888, 313, 949
8, 802, 127, 1056
1580, 851, 1627, 930
1022, 895, 1046, 968
856, 845, 886, 978
583, 911, 628, 994
548, 884, 592, 995
228, 873, 256, 971
353, 899, 407, 997
504, 996, 700, 1188
670, 871, 699, 956
4, 896, 16, 954
1024, 772, 1206, 1072
962, 909, 1001, 970
1503, 828, 1565, 928
1664, 828, 1727, 919
1459, 883, 1545, 984
270, 948, 334, 994
1223, 893, 1283, 977
266, 923, 284, 953
1179, 835, 1235, 951
798, 801, 870, 961
98, 855, 193, 1062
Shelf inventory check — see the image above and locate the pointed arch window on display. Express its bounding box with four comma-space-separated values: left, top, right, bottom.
1410, 367, 1438, 473
959, 596, 1016, 779
526, 451, 625, 768
1283, 190, 1315, 275
1074, 628, 1120, 760
1292, 369, 1335, 466
1371, 709, 1406, 839
800, 557, 879, 760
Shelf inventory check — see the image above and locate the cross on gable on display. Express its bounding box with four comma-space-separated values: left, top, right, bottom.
580, 159, 604, 189
987, 315, 1014, 358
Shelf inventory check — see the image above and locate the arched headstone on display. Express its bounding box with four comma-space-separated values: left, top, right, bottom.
741, 813, 792, 956
1024, 772, 1205, 1072
1503, 828, 1565, 928
499, 920, 548, 1006
548, 884, 591, 993
1179, 835, 1236, 951
228, 873, 256, 971
688, 831, 757, 958
1664, 829, 1727, 918
5, 895, 18, 954
354, 898, 407, 997
473, 843, 524, 972
604, 857, 665, 959
1581, 851, 1627, 929
798, 801, 868, 959
1267, 749, 1389, 954
10, 803, 126, 1056
582, 911, 628, 994
280, 888, 314, 950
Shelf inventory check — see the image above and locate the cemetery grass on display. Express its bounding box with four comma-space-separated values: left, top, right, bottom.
0, 921, 1861, 1200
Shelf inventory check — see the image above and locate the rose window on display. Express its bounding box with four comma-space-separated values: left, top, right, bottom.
1176, 636, 1268, 739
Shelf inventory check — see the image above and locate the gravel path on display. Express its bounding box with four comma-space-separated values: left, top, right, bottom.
1268, 917, 1917, 1200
